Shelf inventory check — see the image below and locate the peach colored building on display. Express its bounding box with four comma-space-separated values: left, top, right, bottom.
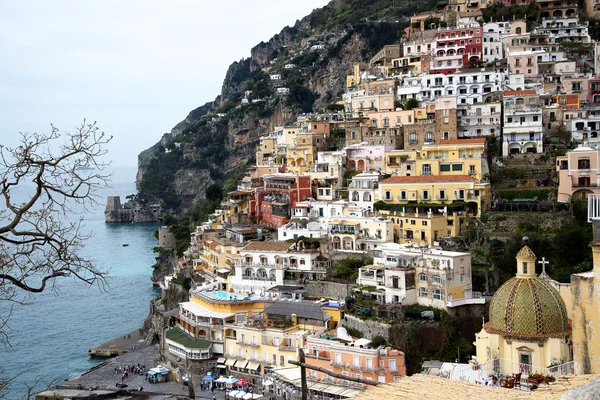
304, 333, 406, 384
556, 145, 600, 202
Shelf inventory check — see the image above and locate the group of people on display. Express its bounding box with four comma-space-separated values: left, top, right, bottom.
114, 363, 147, 384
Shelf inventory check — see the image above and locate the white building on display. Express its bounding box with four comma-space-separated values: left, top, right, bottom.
328, 216, 393, 253
482, 22, 511, 63
231, 241, 329, 292
502, 91, 544, 155
359, 243, 484, 309
537, 18, 591, 43
348, 171, 388, 211
398, 69, 505, 105
458, 102, 502, 138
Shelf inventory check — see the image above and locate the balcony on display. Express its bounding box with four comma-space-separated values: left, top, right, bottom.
236, 340, 261, 348
279, 344, 296, 351
572, 182, 598, 188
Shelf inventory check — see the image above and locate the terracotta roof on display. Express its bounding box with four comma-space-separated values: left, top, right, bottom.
242, 241, 292, 252
438, 138, 486, 145
380, 175, 476, 184
503, 89, 536, 96
352, 374, 598, 400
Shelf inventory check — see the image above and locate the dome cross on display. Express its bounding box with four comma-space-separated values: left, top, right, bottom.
538, 257, 549, 275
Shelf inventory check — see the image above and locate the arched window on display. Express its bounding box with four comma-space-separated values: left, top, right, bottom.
280, 355, 285, 366
363, 192, 372, 202
418, 287, 428, 297
418, 273, 427, 282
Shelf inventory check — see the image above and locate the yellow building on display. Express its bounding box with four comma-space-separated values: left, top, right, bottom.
475, 246, 572, 371
286, 132, 327, 175
417, 138, 488, 181
571, 218, 600, 374
385, 150, 419, 176
224, 301, 332, 390
192, 237, 243, 285
378, 175, 491, 216
380, 209, 461, 245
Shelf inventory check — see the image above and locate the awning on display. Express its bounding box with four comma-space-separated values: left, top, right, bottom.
179, 301, 236, 319
216, 364, 227, 369
225, 359, 236, 367
246, 361, 261, 371
217, 268, 231, 274
217, 357, 227, 364
263, 380, 274, 387
234, 359, 248, 369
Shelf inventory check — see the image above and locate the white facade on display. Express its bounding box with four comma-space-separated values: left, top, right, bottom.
369, 243, 482, 309
502, 95, 544, 155
348, 172, 384, 210
329, 217, 393, 253
458, 102, 502, 138
399, 69, 505, 105
537, 19, 591, 43
482, 22, 510, 63
570, 116, 600, 146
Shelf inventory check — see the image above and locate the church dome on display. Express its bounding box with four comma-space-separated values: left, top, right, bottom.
487, 246, 570, 339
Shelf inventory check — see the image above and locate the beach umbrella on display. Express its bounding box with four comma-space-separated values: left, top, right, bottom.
236, 378, 250, 386
225, 377, 239, 385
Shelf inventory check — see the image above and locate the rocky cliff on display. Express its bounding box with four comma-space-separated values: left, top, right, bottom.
135, 0, 439, 214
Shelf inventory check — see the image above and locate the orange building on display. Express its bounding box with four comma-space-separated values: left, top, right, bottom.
552, 94, 580, 111
304, 332, 406, 384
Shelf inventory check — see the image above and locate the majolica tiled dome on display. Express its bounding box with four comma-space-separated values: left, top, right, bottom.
487, 246, 570, 339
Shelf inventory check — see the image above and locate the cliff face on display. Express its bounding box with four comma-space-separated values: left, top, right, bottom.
135, 0, 436, 213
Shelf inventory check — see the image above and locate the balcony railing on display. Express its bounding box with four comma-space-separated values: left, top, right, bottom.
572, 182, 598, 188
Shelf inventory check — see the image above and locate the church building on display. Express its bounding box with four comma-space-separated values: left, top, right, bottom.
475, 246, 572, 369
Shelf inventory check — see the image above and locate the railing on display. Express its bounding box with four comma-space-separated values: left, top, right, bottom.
446, 358, 575, 383
572, 182, 598, 188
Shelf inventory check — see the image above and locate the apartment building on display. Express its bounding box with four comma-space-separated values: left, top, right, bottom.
556, 144, 600, 202
286, 132, 327, 175
378, 175, 491, 216
431, 24, 483, 75
328, 216, 393, 253
346, 144, 394, 172
458, 102, 501, 137
348, 172, 389, 210
502, 90, 544, 155
230, 241, 329, 292
257, 174, 312, 228
367, 243, 484, 308
382, 208, 462, 246
304, 332, 406, 384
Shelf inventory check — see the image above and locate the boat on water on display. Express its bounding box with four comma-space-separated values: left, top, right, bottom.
122, 244, 129, 247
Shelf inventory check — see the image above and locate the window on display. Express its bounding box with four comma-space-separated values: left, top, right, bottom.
409, 132, 417, 142
425, 132, 434, 142
523, 262, 528, 274
452, 164, 463, 171
418, 287, 428, 297
440, 164, 451, 172
433, 289, 443, 300
433, 275, 442, 284
439, 190, 446, 199
422, 190, 429, 200
422, 164, 432, 175
578, 159, 591, 169
419, 273, 427, 282
385, 190, 392, 200
422, 220, 428, 226
400, 191, 407, 200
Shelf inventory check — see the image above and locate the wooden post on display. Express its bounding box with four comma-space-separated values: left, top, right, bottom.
299, 348, 308, 400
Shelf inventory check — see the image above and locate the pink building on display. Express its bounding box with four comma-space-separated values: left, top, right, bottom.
556, 145, 600, 202
346, 145, 395, 172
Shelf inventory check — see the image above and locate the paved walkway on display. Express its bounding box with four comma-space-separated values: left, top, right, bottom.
67, 344, 232, 399
88, 328, 145, 357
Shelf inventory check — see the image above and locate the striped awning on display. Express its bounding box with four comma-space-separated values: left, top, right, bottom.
234, 359, 248, 369
246, 361, 260, 371
217, 357, 227, 364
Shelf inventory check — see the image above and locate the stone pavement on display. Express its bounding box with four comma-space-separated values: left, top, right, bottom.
67, 343, 228, 399
88, 327, 145, 357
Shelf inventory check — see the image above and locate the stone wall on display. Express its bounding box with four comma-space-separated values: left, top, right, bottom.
340, 314, 391, 341
104, 195, 162, 223
304, 281, 355, 300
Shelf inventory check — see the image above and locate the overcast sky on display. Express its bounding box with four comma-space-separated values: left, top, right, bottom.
0, 0, 329, 171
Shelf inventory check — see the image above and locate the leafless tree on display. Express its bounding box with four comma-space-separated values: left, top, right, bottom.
0, 120, 112, 345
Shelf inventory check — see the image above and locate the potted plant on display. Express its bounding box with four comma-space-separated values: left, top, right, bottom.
545, 375, 556, 384
528, 372, 544, 384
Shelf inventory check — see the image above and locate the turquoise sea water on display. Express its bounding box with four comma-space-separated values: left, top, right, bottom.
0, 166, 160, 399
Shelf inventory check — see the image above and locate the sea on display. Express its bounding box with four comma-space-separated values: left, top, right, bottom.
0, 166, 161, 399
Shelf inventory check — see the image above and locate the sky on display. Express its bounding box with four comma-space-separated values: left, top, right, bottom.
0, 0, 330, 170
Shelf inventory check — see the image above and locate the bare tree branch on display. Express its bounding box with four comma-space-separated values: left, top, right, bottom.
0, 120, 112, 342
